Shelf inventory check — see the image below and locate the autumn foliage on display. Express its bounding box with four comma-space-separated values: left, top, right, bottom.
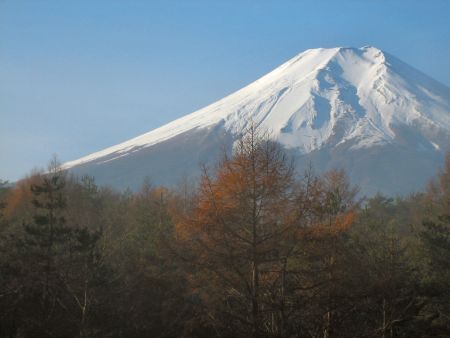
0, 129, 448, 337
175, 126, 360, 337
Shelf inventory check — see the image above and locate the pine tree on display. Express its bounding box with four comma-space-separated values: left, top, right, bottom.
5, 160, 106, 336
418, 214, 450, 336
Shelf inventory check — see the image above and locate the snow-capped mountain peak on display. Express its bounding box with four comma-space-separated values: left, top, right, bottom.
64, 46, 450, 195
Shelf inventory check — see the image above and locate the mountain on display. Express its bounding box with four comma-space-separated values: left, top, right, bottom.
64, 46, 450, 196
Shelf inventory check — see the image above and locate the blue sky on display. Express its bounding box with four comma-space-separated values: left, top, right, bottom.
1, 0, 449, 181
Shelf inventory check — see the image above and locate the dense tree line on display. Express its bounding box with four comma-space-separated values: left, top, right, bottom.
0, 127, 449, 337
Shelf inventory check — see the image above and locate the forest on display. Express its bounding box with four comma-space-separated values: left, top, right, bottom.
0, 127, 449, 338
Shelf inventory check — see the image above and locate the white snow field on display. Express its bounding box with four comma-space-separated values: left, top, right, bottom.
64, 47, 450, 196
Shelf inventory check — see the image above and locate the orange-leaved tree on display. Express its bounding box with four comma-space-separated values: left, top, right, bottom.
176, 125, 299, 337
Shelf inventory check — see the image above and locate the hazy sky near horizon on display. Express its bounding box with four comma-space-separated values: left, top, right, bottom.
1, 0, 449, 181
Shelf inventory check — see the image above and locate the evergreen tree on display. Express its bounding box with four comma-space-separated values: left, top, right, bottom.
418, 213, 450, 336
1, 161, 107, 337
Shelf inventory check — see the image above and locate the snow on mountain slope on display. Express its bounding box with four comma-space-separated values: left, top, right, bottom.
64, 46, 450, 195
